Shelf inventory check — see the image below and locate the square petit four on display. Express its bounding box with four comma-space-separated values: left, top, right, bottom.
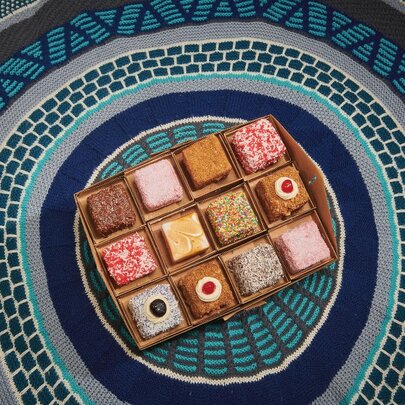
227, 244, 284, 296
231, 118, 286, 174
206, 190, 260, 246
162, 212, 209, 263
178, 261, 234, 319
87, 184, 135, 237
256, 166, 310, 221
275, 220, 331, 274
128, 284, 183, 339
101, 232, 157, 286
182, 135, 232, 189
134, 159, 183, 211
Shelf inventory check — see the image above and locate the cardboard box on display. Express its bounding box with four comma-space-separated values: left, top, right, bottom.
74, 115, 338, 350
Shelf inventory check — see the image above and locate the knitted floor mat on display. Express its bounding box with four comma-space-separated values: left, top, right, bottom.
0, 1, 403, 404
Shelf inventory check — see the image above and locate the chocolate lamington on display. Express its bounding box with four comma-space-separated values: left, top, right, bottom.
228, 244, 284, 296
87, 183, 135, 237
178, 261, 235, 319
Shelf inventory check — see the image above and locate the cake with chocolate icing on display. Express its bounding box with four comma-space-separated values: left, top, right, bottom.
87, 183, 135, 237
227, 244, 284, 296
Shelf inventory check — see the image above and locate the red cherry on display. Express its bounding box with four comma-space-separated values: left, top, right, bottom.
202, 281, 216, 295
281, 179, 293, 193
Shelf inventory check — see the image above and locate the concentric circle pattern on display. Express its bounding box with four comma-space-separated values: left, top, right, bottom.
0, 2, 404, 404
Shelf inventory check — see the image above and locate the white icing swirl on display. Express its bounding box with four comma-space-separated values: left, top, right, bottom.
195, 277, 222, 302
144, 294, 171, 323
275, 177, 298, 200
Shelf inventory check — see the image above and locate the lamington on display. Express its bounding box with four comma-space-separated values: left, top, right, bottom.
231, 118, 286, 174
178, 261, 235, 319
275, 219, 331, 274
87, 183, 135, 237
182, 135, 232, 189
256, 166, 309, 222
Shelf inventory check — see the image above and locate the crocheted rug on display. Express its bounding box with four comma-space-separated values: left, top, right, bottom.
0, 1, 404, 404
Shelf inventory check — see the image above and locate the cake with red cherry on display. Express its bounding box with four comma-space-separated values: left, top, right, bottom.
178, 260, 235, 319
256, 166, 309, 222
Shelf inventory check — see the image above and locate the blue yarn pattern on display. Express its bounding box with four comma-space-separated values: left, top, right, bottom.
0, 0, 404, 113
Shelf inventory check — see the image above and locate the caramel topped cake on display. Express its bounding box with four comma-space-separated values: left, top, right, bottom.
256, 166, 309, 222
162, 212, 209, 263
87, 183, 135, 237
182, 135, 232, 189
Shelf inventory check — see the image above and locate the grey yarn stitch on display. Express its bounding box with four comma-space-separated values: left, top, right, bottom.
228, 244, 284, 296
128, 284, 183, 339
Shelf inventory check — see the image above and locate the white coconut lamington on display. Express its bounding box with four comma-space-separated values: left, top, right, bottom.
228, 244, 284, 296
128, 284, 183, 339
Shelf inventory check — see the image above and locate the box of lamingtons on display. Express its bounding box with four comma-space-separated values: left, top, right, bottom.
75, 115, 338, 350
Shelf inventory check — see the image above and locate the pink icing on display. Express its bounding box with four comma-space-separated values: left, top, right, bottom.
231, 118, 286, 174
102, 232, 157, 285
134, 159, 183, 211
275, 220, 330, 273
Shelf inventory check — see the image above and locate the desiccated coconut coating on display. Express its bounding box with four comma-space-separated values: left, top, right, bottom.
231, 119, 286, 174
128, 284, 183, 339
87, 183, 135, 237
275, 220, 331, 274
101, 232, 157, 286
256, 166, 310, 222
134, 159, 183, 211
178, 261, 235, 319
206, 190, 260, 246
182, 135, 232, 189
228, 244, 284, 296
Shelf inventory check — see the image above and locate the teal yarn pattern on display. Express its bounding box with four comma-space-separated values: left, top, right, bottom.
0, 0, 39, 19
0, 0, 403, 401
0, 0, 404, 112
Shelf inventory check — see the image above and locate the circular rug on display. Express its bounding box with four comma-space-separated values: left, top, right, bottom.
0, 1, 404, 404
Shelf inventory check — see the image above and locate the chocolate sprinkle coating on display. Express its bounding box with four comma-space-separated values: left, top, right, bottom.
128, 284, 183, 339
87, 183, 135, 237
228, 244, 284, 296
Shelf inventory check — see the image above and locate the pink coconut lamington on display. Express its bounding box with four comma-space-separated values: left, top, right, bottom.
102, 232, 157, 286
231, 118, 286, 174
275, 220, 330, 274
134, 159, 183, 211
